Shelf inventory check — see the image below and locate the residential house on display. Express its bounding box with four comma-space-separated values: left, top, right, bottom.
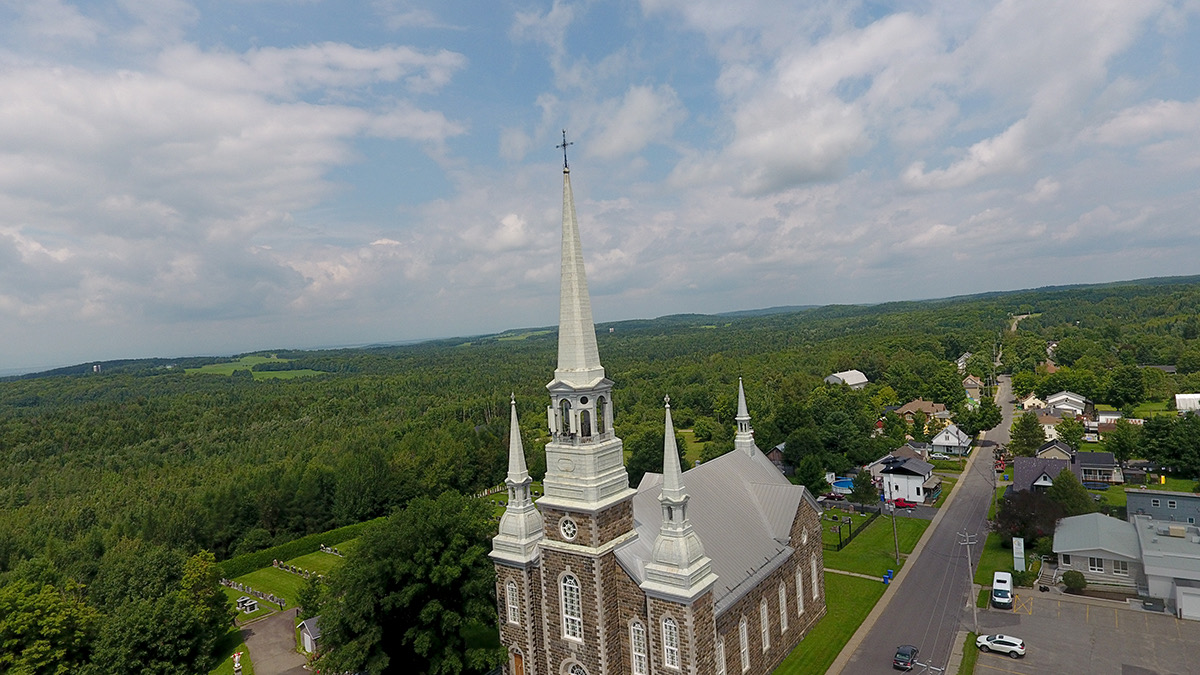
825, 369, 869, 390
1017, 393, 1046, 410
1035, 440, 1074, 460
1011, 457, 1075, 494
1097, 410, 1124, 425
299, 617, 322, 654
1127, 490, 1200, 524
1142, 365, 1177, 375
1132, 515, 1200, 619
865, 443, 929, 482
896, 398, 947, 425
1046, 391, 1092, 418
1035, 410, 1064, 441
765, 442, 793, 476
1176, 394, 1200, 413
880, 457, 941, 504
1074, 452, 1123, 484
931, 424, 972, 456
1053, 513, 1141, 590
956, 352, 972, 374
963, 375, 983, 404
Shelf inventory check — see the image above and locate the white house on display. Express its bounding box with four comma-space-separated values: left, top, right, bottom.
825, 369, 869, 389
931, 424, 972, 456
1046, 391, 1090, 418
1175, 394, 1200, 413
880, 457, 940, 503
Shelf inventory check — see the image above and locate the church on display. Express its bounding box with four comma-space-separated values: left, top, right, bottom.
490, 153, 826, 675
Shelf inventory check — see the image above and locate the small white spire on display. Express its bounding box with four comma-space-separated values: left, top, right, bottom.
506, 394, 529, 484
734, 377, 757, 456
661, 395, 685, 502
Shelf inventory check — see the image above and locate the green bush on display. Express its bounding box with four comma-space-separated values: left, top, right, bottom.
1062, 570, 1087, 592
1012, 569, 1037, 587
219, 518, 382, 579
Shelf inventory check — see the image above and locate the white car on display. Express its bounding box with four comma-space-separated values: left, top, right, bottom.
929, 453, 952, 460
976, 634, 1025, 658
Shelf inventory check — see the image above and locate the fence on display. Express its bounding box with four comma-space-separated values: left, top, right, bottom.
822, 507, 880, 552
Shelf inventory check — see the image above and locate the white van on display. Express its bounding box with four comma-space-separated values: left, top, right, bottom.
991, 571, 1014, 609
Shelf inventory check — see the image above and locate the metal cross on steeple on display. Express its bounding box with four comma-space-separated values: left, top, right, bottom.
556, 129, 574, 170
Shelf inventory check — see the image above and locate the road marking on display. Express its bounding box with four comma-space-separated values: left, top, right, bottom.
1114, 608, 1118, 629
977, 660, 1033, 674
1013, 594, 1033, 615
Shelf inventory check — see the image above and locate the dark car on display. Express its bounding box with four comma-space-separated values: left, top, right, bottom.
893, 498, 918, 509
822, 492, 846, 501
893, 644, 919, 670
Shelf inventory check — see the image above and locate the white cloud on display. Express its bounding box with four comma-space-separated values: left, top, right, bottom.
589, 85, 685, 159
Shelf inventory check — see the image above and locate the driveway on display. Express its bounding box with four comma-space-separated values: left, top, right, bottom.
243, 608, 308, 675
975, 592, 1200, 675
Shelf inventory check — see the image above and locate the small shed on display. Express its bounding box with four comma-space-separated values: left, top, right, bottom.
299, 616, 322, 654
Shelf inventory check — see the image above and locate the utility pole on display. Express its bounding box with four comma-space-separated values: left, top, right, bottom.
889, 504, 900, 566
959, 530, 979, 635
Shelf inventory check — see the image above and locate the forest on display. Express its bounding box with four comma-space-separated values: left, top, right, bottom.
4, 275, 1200, 672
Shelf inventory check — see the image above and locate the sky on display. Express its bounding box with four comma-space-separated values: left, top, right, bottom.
3, 0, 1200, 373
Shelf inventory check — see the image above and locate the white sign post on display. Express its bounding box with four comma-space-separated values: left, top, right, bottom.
1013, 537, 1026, 572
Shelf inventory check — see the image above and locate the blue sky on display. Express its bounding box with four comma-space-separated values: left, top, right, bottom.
3, 0, 1200, 373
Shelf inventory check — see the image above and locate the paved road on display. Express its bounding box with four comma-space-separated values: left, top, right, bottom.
243, 608, 308, 675
838, 376, 1015, 673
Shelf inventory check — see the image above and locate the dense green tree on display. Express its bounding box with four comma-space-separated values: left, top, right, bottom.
318, 492, 502, 675
1104, 418, 1141, 464
179, 550, 234, 659
625, 426, 690, 488
782, 425, 822, 468
1046, 469, 1097, 517
910, 410, 930, 443
793, 455, 830, 495
848, 470, 878, 506
1166, 414, 1200, 478
1055, 418, 1086, 452
993, 490, 1063, 546
0, 579, 99, 675
1010, 372, 1037, 397
89, 540, 184, 611
297, 575, 328, 621
1009, 411, 1046, 457
957, 397, 1003, 436
1107, 365, 1145, 408
90, 592, 211, 675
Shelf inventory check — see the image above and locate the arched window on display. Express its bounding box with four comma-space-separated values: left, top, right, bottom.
715, 635, 726, 675
630, 621, 648, 675
561, 575, 583, 640
596, 396, 607, 433
738, 617, 750, 673
663, 617, 680, 668
778, 582, 788, 632
759, 599, 770, 651
795, 568, 805, 615
568, 665, 588, 675
580, 409, 592, 437
559, 399, 571, 435
506, 580, 520, 624
810, 555, 819, 599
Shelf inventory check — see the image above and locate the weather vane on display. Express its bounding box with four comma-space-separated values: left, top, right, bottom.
556, 129, 573, 170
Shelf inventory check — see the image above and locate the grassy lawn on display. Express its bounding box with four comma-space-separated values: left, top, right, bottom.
208, 627, 254, 675
974, 532, 1015, 586
824, 515, 930, 577
1145, 475, 1198, 492
988, 485, 1006, 520
819, 509, 875, 548
286, 549, 346, 576
976, 587, 990, 609
1090, 485, 1127, 508
233, 567, 307, 609
958, 632, 980, 675
185, 355, 324, 380
774, 573, 887, 675
931, 459, 967, 473
1133, 400, 1172, 418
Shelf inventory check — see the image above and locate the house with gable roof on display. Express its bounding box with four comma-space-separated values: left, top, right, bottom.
931, 423, 972, 456
824, 369, 869, 390
880, 456, 940, 504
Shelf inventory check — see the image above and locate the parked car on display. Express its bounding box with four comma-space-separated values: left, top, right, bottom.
976, 634, 1025, 658
893, 498, 918, 509
930, 452, 951, 460
893, 644, 919, 670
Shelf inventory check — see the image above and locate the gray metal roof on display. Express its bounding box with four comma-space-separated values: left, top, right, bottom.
1053, 513, 1140, 560
615, 447, 816, 616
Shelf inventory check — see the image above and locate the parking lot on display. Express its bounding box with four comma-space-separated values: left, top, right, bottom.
974, 591, 1200, 675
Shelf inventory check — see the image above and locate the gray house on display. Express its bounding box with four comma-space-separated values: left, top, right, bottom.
1052, 513, 1141, 590
1127, 490, 1200, 524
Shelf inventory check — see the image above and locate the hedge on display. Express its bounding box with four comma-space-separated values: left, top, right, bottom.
219, 518, 384, 579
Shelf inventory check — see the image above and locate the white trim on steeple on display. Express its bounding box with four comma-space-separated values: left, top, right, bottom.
491, 395, 544, 565
735, 377, 757, 456
641, 396, 718, 602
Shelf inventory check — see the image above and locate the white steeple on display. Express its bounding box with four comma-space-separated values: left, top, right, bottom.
552, 161, 605, 389
641, 396, 718, 602
490, 395, 544, 565
538, 143, 635, 516
734, 377, 758, 456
